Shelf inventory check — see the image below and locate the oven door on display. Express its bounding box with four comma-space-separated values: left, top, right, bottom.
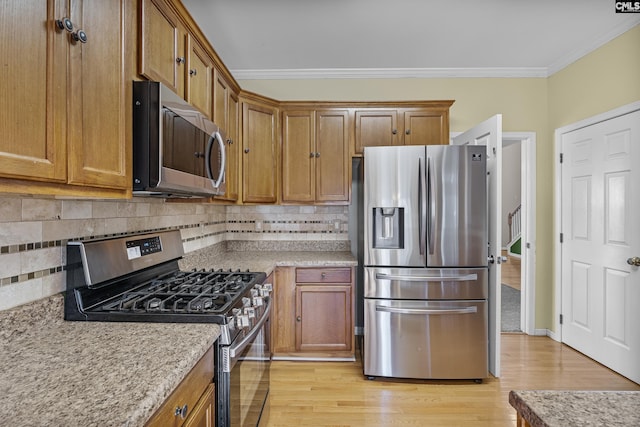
218, 298, 271, 427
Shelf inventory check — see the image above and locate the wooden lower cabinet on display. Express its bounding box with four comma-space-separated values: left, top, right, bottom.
272, 266, 354, 359
146, 347, 215, 427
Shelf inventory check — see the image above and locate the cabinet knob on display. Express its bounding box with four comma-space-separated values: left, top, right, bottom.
194, 152, 204, 158
244, 148, 250, 153
189, 68, 197, 76
55, 17, 73, 33
392, 129, 398, 135
176, 57, 185, 64
315, 152, 320, 158
174, 404, 188, 419
405, 129, 411, 135
310, 152, 315, 158
296, 316, 301, 322
72, 29, 87, 44
227, 138, 233, 145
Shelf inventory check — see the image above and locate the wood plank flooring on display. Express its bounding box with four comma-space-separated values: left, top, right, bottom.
265, 335, 639, 426
501, 250, 521, 291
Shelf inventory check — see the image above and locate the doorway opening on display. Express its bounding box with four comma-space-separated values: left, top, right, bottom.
501, 133, 536, 335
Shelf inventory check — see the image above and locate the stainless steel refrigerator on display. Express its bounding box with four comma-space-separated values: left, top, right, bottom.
363, 145, 488, 381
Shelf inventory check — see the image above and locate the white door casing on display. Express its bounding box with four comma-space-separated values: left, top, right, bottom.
453, 114, 503, 378
558, 105, 640, 384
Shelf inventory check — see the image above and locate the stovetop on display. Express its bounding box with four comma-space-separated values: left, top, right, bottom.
63, 230, 268, 326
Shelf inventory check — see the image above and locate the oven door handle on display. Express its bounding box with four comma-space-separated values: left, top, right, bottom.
376, 305, 477, 315
229, 297, 272, 359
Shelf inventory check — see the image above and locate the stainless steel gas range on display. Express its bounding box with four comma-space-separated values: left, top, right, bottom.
64, 229, 271, 427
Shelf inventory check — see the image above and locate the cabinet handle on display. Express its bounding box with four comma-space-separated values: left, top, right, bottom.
55, 17, 73, 33
392, 129, 398, 135
72, 29, 88, 44
189, 68, 197, 76
244, 148, 250, 153
406, 129, 411, 135
296, 316, 301, 322
174, 404, 188, 419
176, 56, 185, 64
321, 272, 326, 279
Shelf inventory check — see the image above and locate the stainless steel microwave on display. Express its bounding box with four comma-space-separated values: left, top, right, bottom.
132, 81, 226, 197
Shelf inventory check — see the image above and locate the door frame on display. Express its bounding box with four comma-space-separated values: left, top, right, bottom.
554, 100, 640, 340
451, 131, 537, 336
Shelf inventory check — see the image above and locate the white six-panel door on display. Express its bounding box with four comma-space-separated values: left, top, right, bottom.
560, 108, 640, 384
453, 115, 502, 378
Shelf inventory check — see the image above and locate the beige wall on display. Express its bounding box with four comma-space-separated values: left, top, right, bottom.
240, 25, 640, 331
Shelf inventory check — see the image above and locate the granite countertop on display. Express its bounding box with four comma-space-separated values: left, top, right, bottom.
509, 390, 640, 426
179, 246, 357, 275
0, 245, 355, 427
0, 294, 221, 427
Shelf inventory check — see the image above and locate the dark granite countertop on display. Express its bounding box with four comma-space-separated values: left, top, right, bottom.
509, 390, 640, 426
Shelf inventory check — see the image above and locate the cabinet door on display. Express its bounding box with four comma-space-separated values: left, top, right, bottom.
224, 92, 240, 201
403, 109, 448, 146
282, 110, 315, 203
272, 267, 296, 354
295, 284, 352, 352
140, 0, 185, 96
242, 101, 277, 203
0, 0, 66, 182
316, 110, 349, 202
67, 0, 129, 189
354, 110, 398, 155
186, 35, 213, 118
182, 384, 214, 427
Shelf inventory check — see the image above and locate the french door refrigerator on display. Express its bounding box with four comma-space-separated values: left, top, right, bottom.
363, 145, 488, 381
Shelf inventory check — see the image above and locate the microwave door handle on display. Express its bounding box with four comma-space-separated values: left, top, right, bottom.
205, 131, 226, 188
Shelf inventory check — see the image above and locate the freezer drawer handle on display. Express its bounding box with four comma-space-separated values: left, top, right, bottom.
375, 273, 478, 282
376, 305, 477, 315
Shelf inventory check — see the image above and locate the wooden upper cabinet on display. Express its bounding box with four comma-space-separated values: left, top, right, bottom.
0, 0, 129, 192
402, 108, 451, 146
242, 99, 278, 204
185, 35, 213, 117
67, 0, 129, 189
0, 0, 67, 183
282, 110, 315, 203
354, 110, 399, 154
140, 0, 186, 97
353, 102, 453, 155
214, 69, 240, 201
315, 110, 349, 203
282, 109, 349, 204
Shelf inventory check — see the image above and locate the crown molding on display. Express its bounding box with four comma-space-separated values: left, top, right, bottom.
230, 67, 548, 80
230, 20, 639, 81
547, 19, 640, 76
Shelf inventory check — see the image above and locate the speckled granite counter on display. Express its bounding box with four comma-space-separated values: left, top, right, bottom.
509, 390, 640, 426
0, 294, 221, 427
179, 244, 357, 274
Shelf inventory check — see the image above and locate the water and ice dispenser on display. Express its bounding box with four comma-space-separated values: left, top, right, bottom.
372, 207, 404, 249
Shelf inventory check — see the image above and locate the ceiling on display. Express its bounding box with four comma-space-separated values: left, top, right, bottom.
181, 0, 640, 79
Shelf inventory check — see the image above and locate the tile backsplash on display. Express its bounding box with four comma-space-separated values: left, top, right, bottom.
0, 195, 349, 311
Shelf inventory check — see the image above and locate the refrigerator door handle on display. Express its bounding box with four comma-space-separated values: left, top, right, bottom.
419, 157, 426, 255
427, 156, 435, 255
376, 305, 478, 315
375, 273, 478, 282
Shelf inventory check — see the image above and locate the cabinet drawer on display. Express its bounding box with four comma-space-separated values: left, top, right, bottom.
296, 267, 351, 283
146, 347, 214, 427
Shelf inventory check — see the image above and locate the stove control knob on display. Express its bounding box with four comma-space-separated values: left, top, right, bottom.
253, 296, 264, 307
244, 306, 256, 319
250, 289, 259, 298
232, 308, 242, 316
242, 297, 251, 307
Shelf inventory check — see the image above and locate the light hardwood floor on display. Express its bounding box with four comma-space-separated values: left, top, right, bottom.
266, 335, 639, 426
501, 250, 521, 291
